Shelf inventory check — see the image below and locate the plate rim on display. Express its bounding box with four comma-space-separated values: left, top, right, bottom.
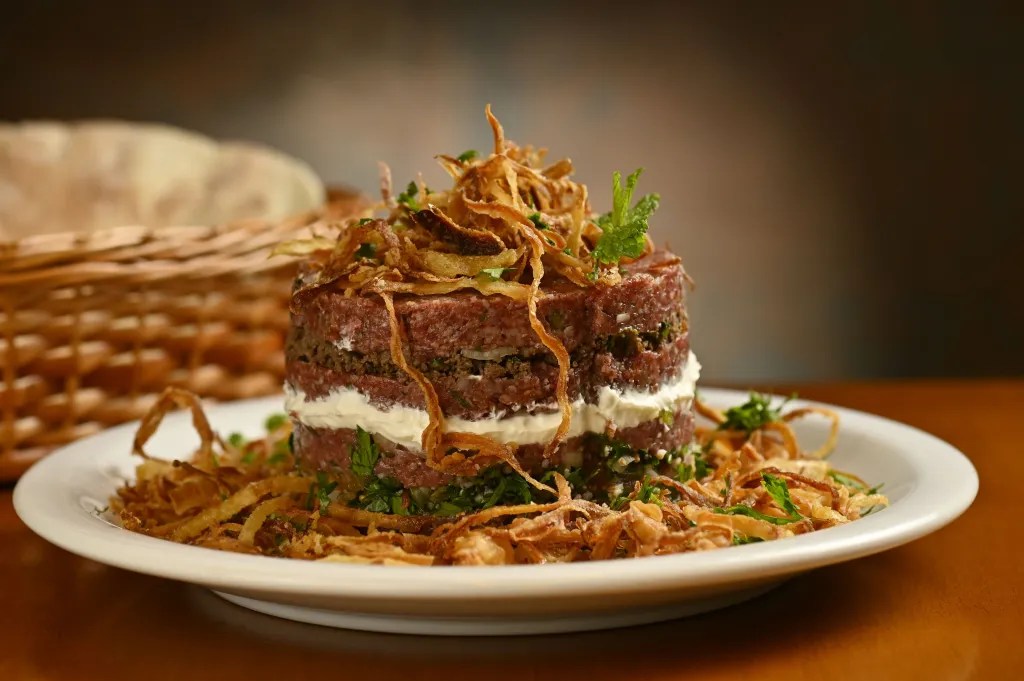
13, 388, 979, 601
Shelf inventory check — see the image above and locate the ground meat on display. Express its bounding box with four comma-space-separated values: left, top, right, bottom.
291, 249, 688, 362
286, 332, 691, 417
293, 408, 696, 493
285, 313, 686, 382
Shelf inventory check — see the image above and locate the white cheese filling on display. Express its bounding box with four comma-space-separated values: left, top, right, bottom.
285, 351, 700, 451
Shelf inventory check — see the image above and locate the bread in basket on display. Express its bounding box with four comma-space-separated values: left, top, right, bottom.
0, 120, 356, 480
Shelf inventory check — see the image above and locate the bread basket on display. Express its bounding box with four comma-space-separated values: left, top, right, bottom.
0, 121, 354, 480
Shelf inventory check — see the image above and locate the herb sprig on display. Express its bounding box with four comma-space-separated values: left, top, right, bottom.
715, 472, 804, 525
593, 168, 660, 266
350, 426, 379, 479
718, 392, 794, 434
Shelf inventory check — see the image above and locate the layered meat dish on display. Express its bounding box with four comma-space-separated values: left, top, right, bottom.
112, 107, 887, 564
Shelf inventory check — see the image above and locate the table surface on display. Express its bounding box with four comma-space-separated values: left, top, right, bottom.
2, 379, 1021, 680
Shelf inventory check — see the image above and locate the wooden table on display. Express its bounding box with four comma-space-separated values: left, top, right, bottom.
2, 380, 1021, 680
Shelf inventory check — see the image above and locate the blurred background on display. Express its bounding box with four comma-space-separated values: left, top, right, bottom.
2, 0, 1019, 383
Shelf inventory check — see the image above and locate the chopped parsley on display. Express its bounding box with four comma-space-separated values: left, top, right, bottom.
226, 432, 246, 448
715, 473, 803, 525
659, 409, 675, 426
635, 479, 665, 505
719, 392, 793, 434
350, 426, 379, 479
260, 431, 291, 465
354, 242, 377, 260
240, 449, 257, 464
762, 473, 801, 518
828, 470, 883, 496
357, 217, 374, 226
263, 413, 287, 432
396, 181, 420, 210
450, 390, 472, 409
477, 267, 508, 281
593, 168, 660, 265
356, 476, 404, 514
456, 149, 478, 163
715, 504, 799, 525
676, 443, 710, 482
562, 246, 573, 255
732, 534, 765, 546
308, 472, 338, 513
828, 470, 865, 490
546, 309, 567, 331
528, 212, 551, 230
352, 466, 539, 516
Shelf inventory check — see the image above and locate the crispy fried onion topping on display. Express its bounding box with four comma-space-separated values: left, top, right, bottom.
275, 106, 633, 473
111, 388, 887, 566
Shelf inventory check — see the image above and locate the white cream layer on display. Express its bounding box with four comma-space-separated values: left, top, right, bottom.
285, 351, 700, 451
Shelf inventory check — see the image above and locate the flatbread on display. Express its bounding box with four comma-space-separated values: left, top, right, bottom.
0, 121, 325, 241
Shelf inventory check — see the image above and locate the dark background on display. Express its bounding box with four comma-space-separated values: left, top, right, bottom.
2, 1, 1020, 382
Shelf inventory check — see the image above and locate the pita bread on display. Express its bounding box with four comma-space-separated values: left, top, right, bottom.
0, 121, 325, 241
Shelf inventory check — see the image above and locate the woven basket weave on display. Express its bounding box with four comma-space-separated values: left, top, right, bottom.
0, 198, 359, 481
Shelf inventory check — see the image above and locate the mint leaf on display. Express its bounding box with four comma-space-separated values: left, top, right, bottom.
350, 426, 379, 478
593, 168, 659, 265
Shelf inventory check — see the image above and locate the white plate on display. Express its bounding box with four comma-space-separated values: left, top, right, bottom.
13, 389, 978, 636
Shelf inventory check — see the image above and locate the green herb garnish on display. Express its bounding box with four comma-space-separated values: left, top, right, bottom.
547, 309, 566, 331
593, 168, 660, 265
309, 472, 338, 513
357, 217, 374, 225
715, 473, 803, 525
635, 478, 665, 505
659, 409, 675, 426
477, 267, 508, 281
226, 432, 246, 448
828, 470, 866, 490
528, 212, 551, 230
357, 476, 404, 514
354, 242, 377, 260
732, 534, 765, 546
450, 390, 472, 409
676, 444, 710, 482
715, 504, 799, 525
263, 413, 287, 432
719, 392, 793, 434
396, 181, 420, 210
762, 473, 801, 519
350, 426, 379, 479
456, 149, 478, 163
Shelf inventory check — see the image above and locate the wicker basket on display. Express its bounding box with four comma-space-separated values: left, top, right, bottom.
0, 120, 365, 481
0, 202, 364, 481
